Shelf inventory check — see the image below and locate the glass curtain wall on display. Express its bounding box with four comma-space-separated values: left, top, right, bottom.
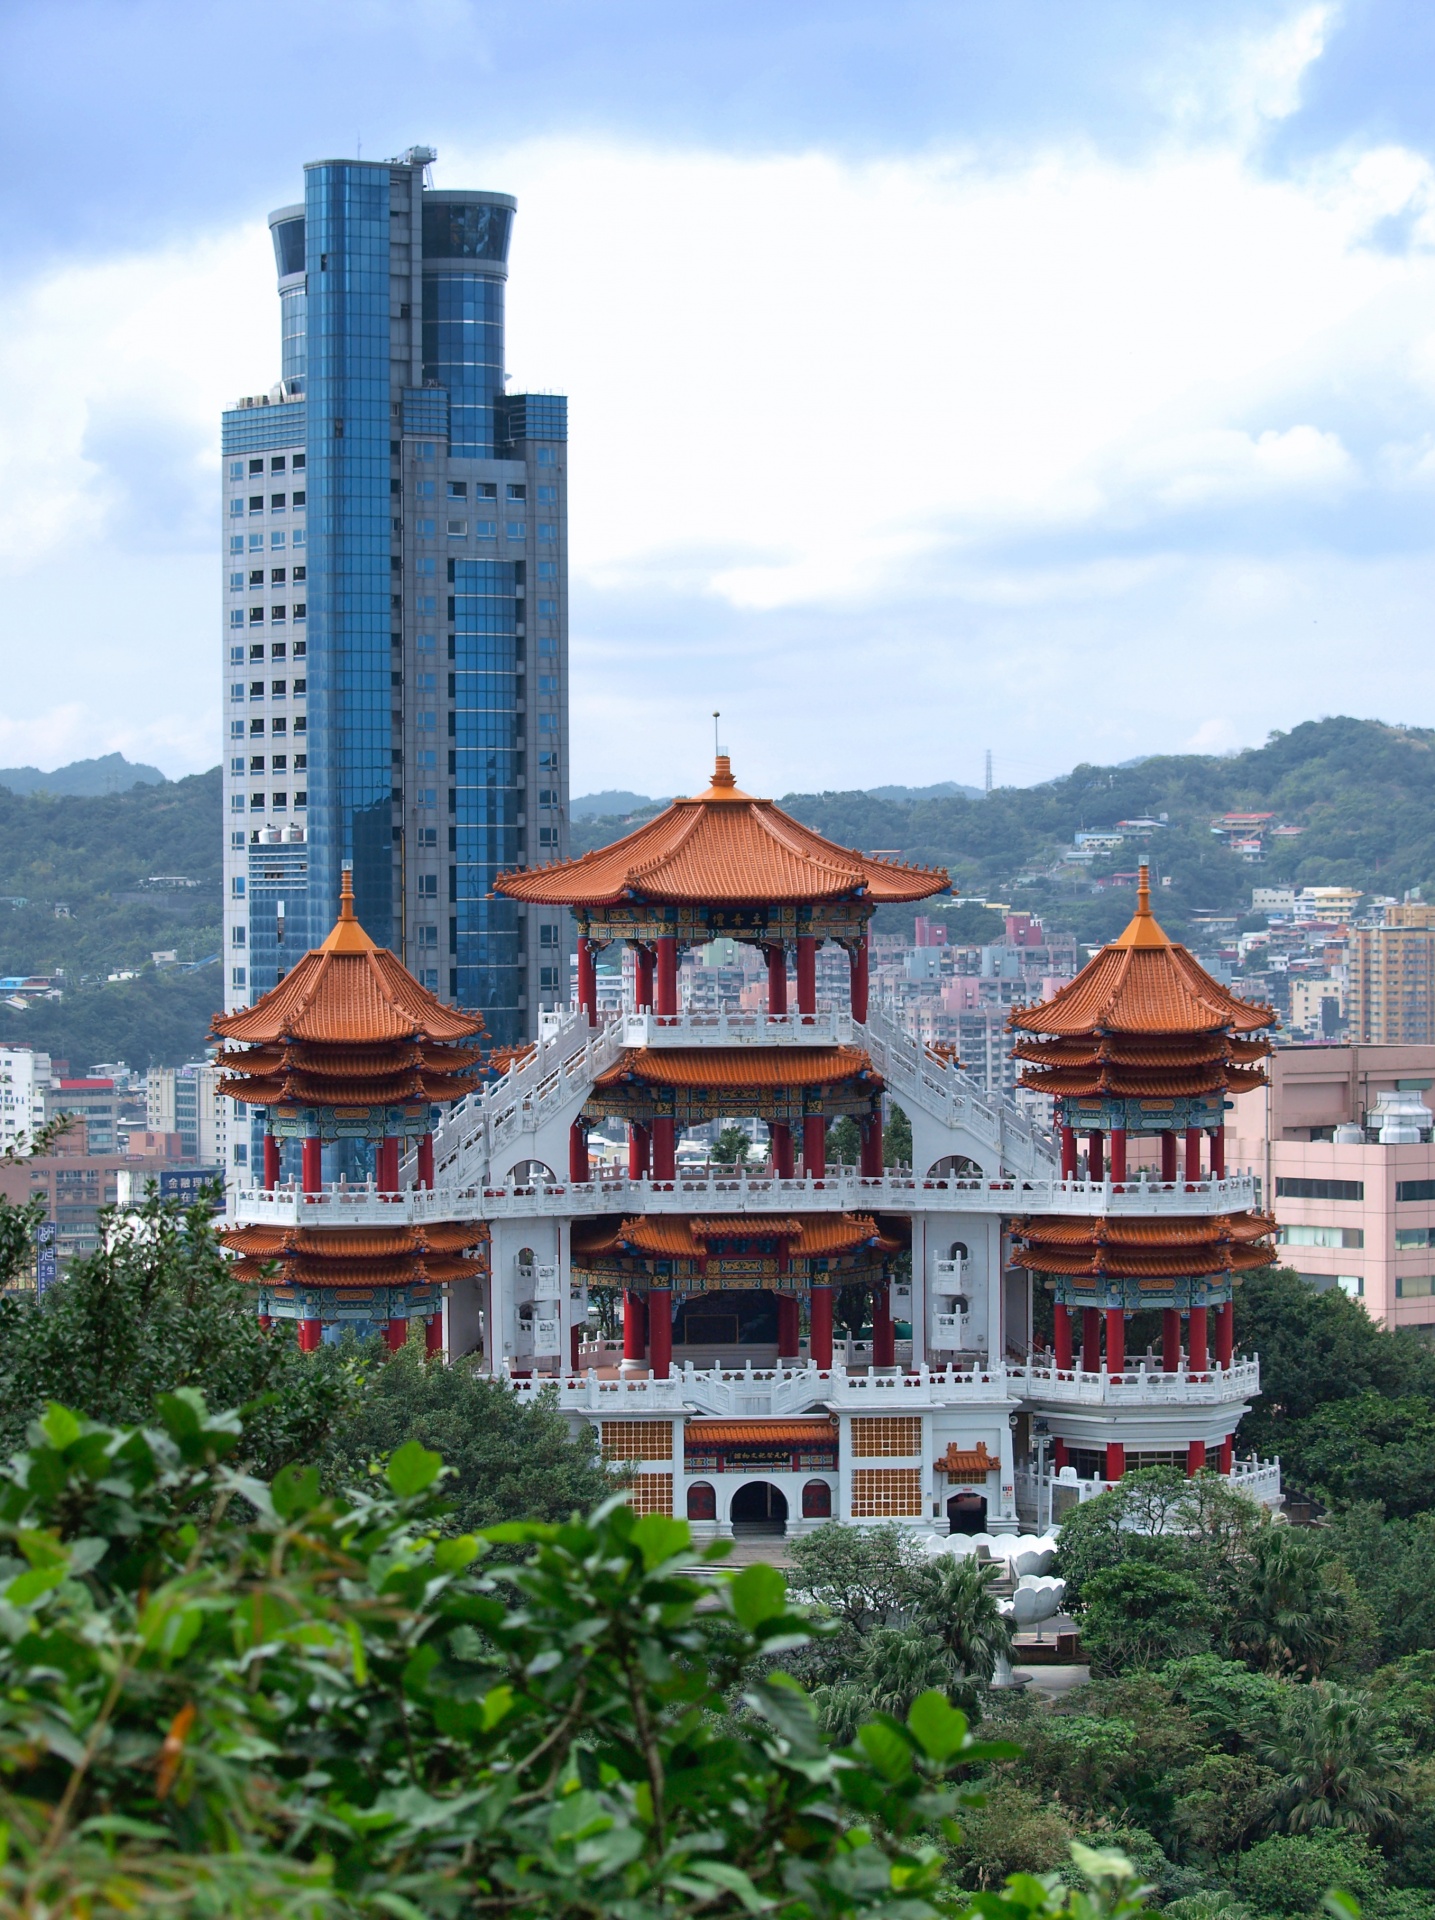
451, 557, 521, 1042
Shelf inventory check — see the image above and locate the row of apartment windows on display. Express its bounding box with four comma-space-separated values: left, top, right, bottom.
231, 642, 305, 662
231, 606, 307, 626
231, 568, 306, 588
231, 532, 303, 553
231, 718, 305, 739
230, 681, 306, 699
232, 755, 306, 773
231, 493, 306, 515
230, 456, 305, 477
414, 479, 524, 501
230, 793, 306, 812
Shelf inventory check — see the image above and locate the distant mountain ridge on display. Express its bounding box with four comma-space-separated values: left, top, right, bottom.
0, 752, 166, 798
570, 777, 984, 819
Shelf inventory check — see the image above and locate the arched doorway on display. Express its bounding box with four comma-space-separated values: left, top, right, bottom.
730, 1481, 789, 1537
801, 1479, 832, 1520
947, 1491, 988, 1536
687, 1481, 717, 1521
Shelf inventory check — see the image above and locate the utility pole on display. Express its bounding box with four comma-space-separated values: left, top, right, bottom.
984, 749, 993, 796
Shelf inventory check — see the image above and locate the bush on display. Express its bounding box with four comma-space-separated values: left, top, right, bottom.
1080, 1562, 1210, 1675
952, 1779, 1074, 1889
1234, 1830, 1386, 1916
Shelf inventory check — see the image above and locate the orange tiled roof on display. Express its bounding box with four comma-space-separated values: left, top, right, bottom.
220, 1222, 486, 1257
1009, 1209, 1276, 1279
221, 1070, 481, 1107
229, 1253, 483, 1286
1013, 1214, 1273, 1248
493, 756, 948, 907
572, 1213, 901, 1259
592, 1046, 878, 1092
1015, 1066, 1268, 1100
1009, 868, 1274, 1039
685, 1420, 837, 1446
212, 868, 484, 1047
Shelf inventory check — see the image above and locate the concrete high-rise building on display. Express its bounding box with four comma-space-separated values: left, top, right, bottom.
0, 1045, 49, 1153
146, 1063, 224, 1166
1348, 906, 1435, 1044
221, 147, 570, 1077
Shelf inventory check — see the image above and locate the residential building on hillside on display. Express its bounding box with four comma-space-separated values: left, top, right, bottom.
221, 145, 569, 1084
1228, 1042, 1435, 1332
1346, 904, 1435, 1043
146, 1063, 224, 1165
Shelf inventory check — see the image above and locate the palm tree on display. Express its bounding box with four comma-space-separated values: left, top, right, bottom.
1226, 1527, 1350, 1677
856, 1624, 963, 1719
911, 1553, 1013, 1685
1260, 1683, 1409, 1835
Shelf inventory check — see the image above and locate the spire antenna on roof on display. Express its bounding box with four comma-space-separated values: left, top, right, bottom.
339, 859, 355, 922
1137, 857, 1151, 917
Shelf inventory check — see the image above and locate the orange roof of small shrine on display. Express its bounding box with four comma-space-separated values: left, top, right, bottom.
592, 1046, 879, 1092
212, 868, 484, 1049
572, 1213, 904, 1260
493, 756, 948, 907
685, 1420, 837, 1446
1009, 1210, 1275, 1279
1008, 867, 1274, 1040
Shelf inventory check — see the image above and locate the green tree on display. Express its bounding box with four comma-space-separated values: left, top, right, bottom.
0, 1186, 353, 1476
787, 1519, 926, 1637
884, 1102, 913, 1169
1286, 1394, 1435, 1520
1261, 1683, 1409, 1836
828, 1115, 862, 1165
1323, 1506, 1435, 1662
1234, 1829, 1387, 1916
323, 1340, 616, 1530
911, 1552, 1013, 1686
1079, 1562, 1211, 1675
0, 1392, 1159, 1920
1224, 1528, 1356, 1679
713, 1122, 750, 1165
952, 1780, 1074, 1889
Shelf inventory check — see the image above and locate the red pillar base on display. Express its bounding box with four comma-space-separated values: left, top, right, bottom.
651, 1117, 676, 1181
649, 1288, 672, 1380
1104, 1441, 1125, 1483
623, 1290, 647, 1366
298, 1318, 323, 1352
384, 1317, 408, 1353
770, 1122, 795, 1178
569, 1121, 590, 1182
426, 1312, 444, 1358
301, 1137, 322, 1193
1219, 1435, 1234, 1475
1053, 1437, 1069, 1471
417, 1132, 435, 1190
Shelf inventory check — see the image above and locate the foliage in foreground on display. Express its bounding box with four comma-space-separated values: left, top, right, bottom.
0, 1392, 1159, 1920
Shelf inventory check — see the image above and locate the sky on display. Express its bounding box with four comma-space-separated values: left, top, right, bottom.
3, 0, 1435, 795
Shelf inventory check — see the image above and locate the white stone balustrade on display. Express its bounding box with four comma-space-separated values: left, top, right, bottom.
621, 1009, 855, 1048
231, 1184, 480, 1227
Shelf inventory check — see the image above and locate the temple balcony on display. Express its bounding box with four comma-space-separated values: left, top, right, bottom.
619, 1008, 855, 1048
1014, 1354, 1260, 1406
229, 1183, 476, 1228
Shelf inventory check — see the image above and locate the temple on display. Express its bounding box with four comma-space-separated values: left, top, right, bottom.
221, 772, 1283, 1534
215, 865, 489, 1350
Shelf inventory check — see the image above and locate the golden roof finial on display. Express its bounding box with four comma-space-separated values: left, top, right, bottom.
339, 861, 356, 920
1111, 854, 1169, 950
321, 861, 377, 953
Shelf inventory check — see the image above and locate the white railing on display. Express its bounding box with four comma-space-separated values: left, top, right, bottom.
1027, 1454, 1283, 1512
472, 1169, 1257, 1219
621, 1008, 856, 1048
230, 1183, 481, 1226
860, 1003, 1059, 1178
1016, 1357, 1260, 1406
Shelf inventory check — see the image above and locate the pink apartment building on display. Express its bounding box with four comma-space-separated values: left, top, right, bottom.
1228, 1043, 1435, 1334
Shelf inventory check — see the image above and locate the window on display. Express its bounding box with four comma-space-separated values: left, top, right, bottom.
271, 717, 287, 736
416, 711, 436, 731
292, 528, 305, 548
1279, 1225, 1363, 1248
1397, 1276, 1435, 1298
851, 1417, 922, 1458
538, 825, 559, 848
270, 640, 286, 659
292, 639, 306, 657
292, 565, 305, 582
292, 490, 304, 507
417, 826, 437, 847
294, 789, 307, 808
229, 498, 243, 517
249, 680, 264, 698
418, 443, 436, 461
537, 447, 555, 466
231, 967, 246, 987
1397, 1228, 1433, 1250
249, 533, 263, 551
230, 683, 244, 702
447, 519, 466, 536
272, 791, 287, 810
474, 520, 497, 538
415, 518, 436, 537
851, 1469, 923, 1518
294, 753, 306, 770
418, 874, 438, 896
1276, 1177, 1365, 1202
537, 560, 557, 580
539, 923, 560, 948
415, 671, 436, 691
231, 830, 245, 847
271, 605, 286, 624
293, 454, 305, 472
229, 461, 244, 480
293, 603, 306, 622
231, 926, 246, 947
230, 793, 245, 813
231, 876, 246, 897
270, 530, 286, 550
229, 574, 244, 593
229, 609, 244, 628
447, 481, 467, 499
249, 718, 263, 736
249, 607, 264, 625
270, 455, 286, 473
505, 521, 526, 540
537, 673, 559, 693
415, 750, 436, 768
507, 484, 526, 502
415, 595, 436, 614
415, 556, 436, 575
230, 756, 245, 774
415, 632, 435, 652
415, 479, 435, 498
416, 924, 438, 948
600, 1421, 671, 1462
229, 536, 243, 554
1398, 1180, 1435, 1202
230, 721, 244, 739
294, 717, 307, 734
250, 794, 264, 811
292, 677, 306, 694
537, 484, 557, 504
270, 568, 286, 586
249, 459, 263, 476
538, 713, 559, 732
475, 482, 496, 499
250, 755, 265, 772
269, 493, 285, 511
537, 598, 557, 615
538, 523, 556, 541
248, 495, 263, 513
269, 678, 285, 697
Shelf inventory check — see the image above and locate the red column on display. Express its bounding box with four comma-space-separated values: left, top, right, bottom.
623, 1289, 647, 1364
1189, 1305, 1209, 1373
656, 936, 679, 1016
872, 1283, 895, 1368
770, 1122, 794, 1178
859, 1112, 884, 1177
1060, 1125, 1077, 1179
417, 1133, 434, 1189
796, 935, 817, 1016
569, 1121, 590, 1182
635, 944, 655, 1011
651, 1117, 676, 1181
1216, 1298, 1234, 1369
577, 937, 597, 1024
384, 1318, 408, 1353
1105, 1308, 1125, 1379
377, 1138, 398, 1193
776, 1294, 801, 1359
1053, 1437, 1069, 1471
1218, 1434, 1234, 1475
1186, 1438, 1207, 1475
569, 1322, 582, 1374
767, 944, 788, 1015
1185, 1126, 1202, 1181
427, 1312, 444, 1357
809, 1285, 834, 1369
649, 1288, 672, 1380
1081, 1306, 1100, 1372
1104, 1441, 1126, 1483
1109, 1128, 1127, 1185
628, 1122, 651, 1180
1210, 1127, 1226, 1177
1163, 1308, 1182, 1371
1087, 1131, 1104, 1181
1054, 1302, 1073, 1368
802, 1114, 827, 1178
298, 1318, 322, 1352
301, 1136, 322, 1193
850, 931, 870, 1023
1160, 1131, 1178, 1182
258, 1313, 273, 1331
263, 1134, 280, 1189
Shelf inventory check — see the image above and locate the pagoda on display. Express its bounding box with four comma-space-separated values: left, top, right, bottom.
214, 863, 489, 1350
1008, 863, 1278, 1480
494, 756, 946, 1388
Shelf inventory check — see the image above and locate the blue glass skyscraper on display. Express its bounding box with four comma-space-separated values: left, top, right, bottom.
220, 147, 570, 1186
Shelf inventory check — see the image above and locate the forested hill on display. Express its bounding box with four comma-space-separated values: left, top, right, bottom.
575, 718, 1435, 947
